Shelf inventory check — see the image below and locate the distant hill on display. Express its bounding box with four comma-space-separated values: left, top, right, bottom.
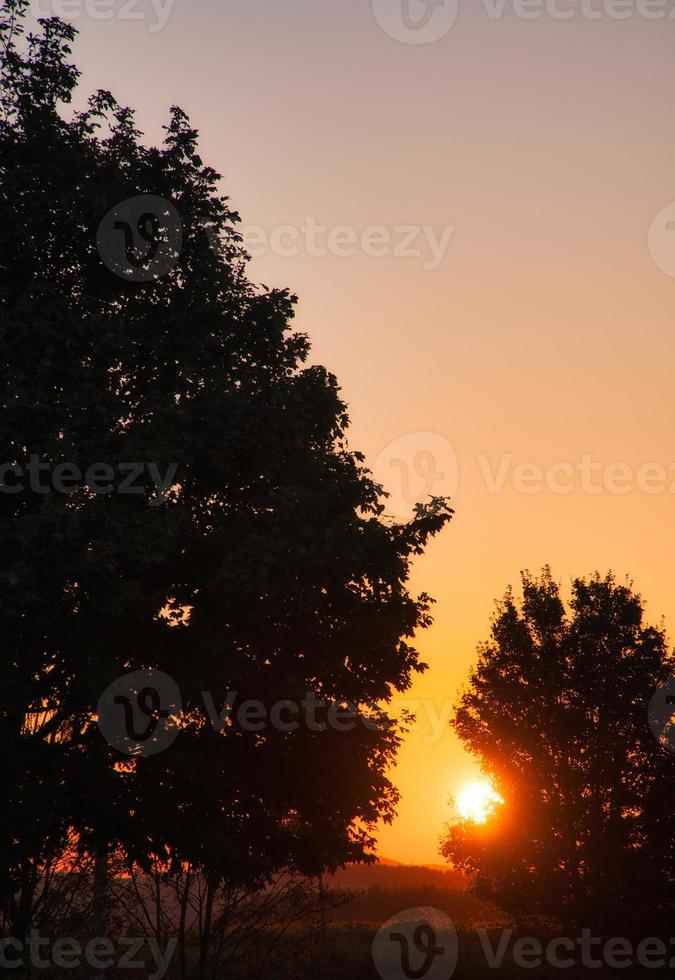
326, 860, 468, 892
324, 861, 503, 928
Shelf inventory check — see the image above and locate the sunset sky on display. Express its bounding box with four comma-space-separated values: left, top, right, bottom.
37, 0, 675, 864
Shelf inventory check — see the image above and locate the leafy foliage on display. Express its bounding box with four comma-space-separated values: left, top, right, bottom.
0, 0, 453, 932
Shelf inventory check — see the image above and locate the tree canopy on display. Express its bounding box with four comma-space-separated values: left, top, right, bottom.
0, 0, 452, 932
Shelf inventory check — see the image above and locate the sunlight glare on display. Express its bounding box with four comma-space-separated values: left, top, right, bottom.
456, 780, 503, 824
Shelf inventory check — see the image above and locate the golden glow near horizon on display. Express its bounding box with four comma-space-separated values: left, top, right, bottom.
456, 781, 504, 825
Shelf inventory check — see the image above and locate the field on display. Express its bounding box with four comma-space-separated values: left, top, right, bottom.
300, 864, 674, 980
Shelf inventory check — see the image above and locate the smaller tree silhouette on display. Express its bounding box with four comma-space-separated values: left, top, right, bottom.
441, 567, 674, 934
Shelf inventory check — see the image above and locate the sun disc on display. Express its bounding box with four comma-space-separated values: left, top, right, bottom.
456, 780, 503, 824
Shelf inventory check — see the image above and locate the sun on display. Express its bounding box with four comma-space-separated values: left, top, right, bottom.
456, 780, 504, 824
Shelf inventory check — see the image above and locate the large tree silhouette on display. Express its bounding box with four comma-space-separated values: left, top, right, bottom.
441, 568, 674, 934
0, 1, 452, 934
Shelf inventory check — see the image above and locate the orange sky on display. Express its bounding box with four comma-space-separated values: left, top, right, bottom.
41, 0, 675, 864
